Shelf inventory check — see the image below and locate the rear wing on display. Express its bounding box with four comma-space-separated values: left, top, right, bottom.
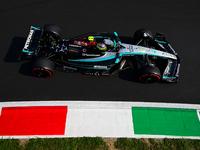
154, 33, 180, 82
22, 26, 43, 55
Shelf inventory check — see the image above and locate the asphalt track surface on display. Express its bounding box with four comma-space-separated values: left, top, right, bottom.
1, 0, 200, 104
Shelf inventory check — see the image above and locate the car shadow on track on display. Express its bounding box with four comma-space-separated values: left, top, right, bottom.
4, 37, 25, 62
118, 36, 140, 83
4, 37, 33, 76
118, 68, 140, 83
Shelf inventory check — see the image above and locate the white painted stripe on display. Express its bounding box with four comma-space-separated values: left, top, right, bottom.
0, 107, 2, 116
0, 135, 68, 139
0, 101, 200, 109
1, 134, 200, 140
197, 110, 200, 122
126, 134, 200, 140
65, 108, 134, 137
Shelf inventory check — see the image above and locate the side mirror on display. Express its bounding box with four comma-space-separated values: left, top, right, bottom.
154, 33, 166, 42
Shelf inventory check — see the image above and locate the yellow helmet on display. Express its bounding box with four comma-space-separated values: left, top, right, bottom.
88, 36, 94, 42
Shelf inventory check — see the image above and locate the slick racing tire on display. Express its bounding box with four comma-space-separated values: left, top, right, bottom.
134, 29, 153, 47
32, 57, 55, 78
134, 29, 153, 39
139, 66, 161, 84
43, 24, 61, 40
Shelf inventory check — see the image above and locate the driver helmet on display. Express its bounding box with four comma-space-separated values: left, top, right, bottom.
88, 36, 94, 42
96, 43, 107, 51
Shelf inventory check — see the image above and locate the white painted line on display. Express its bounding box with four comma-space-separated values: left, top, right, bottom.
1, 135, 68, 139
0, 101, 200, 109
65, 108, 134, 137
128, 134, 200, 140
197, 110, 200, 122
0, 107, 2, 116
1, 134, 200, 140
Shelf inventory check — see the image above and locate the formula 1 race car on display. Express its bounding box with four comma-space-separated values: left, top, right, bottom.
22, 24, 180, 83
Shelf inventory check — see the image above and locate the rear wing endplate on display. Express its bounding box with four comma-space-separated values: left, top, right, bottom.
22, 26, 43, 55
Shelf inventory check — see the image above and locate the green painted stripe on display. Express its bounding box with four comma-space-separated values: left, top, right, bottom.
132, 107, 200, 137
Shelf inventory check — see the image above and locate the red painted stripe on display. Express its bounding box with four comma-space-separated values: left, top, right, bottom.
0, 106, 68, 136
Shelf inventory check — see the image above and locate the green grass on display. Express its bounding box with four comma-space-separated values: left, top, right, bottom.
25, 137, 108, 150
0, 137, 108, 150
0, 138, 200, 150
0, 139, 22, 150
114, 138, 149, 150
115, 138, 200, 150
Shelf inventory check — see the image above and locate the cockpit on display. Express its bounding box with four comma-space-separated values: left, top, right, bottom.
68, 32, 119, 51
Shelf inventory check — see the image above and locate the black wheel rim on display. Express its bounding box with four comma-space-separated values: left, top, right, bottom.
140, 74, 160, 84
32, 68, 52, 78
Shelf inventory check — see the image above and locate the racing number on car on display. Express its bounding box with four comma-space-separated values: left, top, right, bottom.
129, 46, 134, 52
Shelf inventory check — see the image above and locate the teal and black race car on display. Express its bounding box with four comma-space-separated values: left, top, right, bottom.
22, 24, 180, 84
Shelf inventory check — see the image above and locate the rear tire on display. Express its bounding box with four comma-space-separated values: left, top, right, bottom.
139, 66, 161, 84
32, 58, 55, 78
43, 24, 61, 40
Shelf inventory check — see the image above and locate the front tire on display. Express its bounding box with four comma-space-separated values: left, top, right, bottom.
134, 29, 153, 47
32, 58, 55, 78
134, 29, 153, 39
139, 66, 161, 84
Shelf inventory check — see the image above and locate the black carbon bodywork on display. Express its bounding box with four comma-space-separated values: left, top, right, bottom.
21, 25, 180, 83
